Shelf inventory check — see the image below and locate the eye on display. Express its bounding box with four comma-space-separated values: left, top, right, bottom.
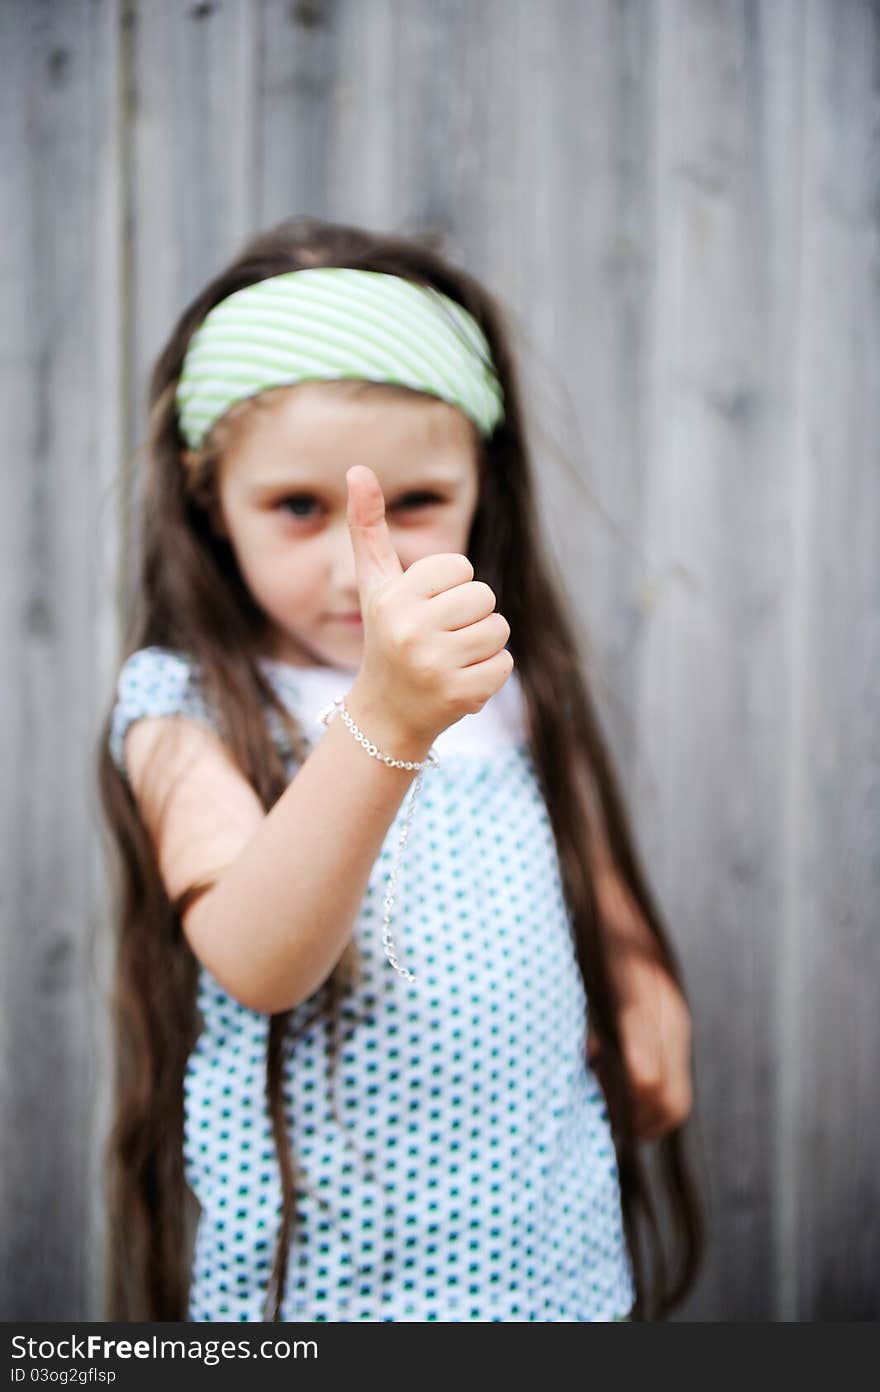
276, 493, 320, 518
395, 491, 443, 509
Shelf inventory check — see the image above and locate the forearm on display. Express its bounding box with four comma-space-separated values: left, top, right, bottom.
576, 751, 664, 968
593, 855, 660, 956
192, 685, 433, 1015
589, 837, 683, 1026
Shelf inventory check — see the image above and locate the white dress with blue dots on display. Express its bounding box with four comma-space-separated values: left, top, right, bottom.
109, 646, 636, 1322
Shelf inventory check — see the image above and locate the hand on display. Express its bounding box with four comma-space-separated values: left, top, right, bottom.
344, 464, 514, 754
588, 952, 694, 1142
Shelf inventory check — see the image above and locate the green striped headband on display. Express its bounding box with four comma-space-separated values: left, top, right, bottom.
176, 267, 505, 450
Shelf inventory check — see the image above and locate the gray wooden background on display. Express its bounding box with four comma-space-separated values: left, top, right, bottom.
1, 0, 877, 1322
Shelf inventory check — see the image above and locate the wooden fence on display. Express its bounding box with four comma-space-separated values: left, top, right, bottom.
1, 0, 877, 1320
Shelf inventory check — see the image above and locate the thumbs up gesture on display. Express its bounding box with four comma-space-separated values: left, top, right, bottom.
343, 465, 514, 761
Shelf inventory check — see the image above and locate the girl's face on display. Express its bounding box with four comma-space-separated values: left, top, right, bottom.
211, 381, 482, 671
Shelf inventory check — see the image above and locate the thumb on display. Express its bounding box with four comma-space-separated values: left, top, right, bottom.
346, 465, 404, 606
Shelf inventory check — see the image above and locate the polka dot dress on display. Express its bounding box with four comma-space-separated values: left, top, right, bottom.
109, 646, 636, 1322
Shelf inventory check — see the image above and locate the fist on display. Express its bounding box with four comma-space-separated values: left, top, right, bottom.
344, 464, 514, 755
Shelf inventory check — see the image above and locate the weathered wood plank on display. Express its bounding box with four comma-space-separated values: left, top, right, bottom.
0, 0, 876, 1323
636, 0, 787, 1320
0, 0, 121, 1320
786, 0, 880, 1321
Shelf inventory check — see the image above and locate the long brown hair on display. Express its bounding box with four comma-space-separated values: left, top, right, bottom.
97, 214, 705, 1322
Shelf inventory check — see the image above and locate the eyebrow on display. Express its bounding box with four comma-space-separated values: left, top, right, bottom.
248, 466, 468, 492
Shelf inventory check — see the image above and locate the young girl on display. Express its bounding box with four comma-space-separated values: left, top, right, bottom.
98, 215, 704, 1323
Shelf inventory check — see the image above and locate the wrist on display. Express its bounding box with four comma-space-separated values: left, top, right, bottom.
342, 683, 436, 766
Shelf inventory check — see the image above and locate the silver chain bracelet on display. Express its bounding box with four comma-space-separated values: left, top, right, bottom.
318, 695, 439, 983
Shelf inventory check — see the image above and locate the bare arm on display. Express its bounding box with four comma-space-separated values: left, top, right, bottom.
580, 773, 694, 1137
193, 685, 430, 1012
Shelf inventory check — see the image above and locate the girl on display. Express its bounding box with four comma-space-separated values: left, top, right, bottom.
98, 214, 704, 1323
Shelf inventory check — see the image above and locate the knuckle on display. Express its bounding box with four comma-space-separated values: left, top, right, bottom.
659, 1100, 690, 1134
674, 1085, 693, 1123
370, 582, 396, 621
389, 615, 419, 652
457, 554, 475, 583
446, 681, 480, 716
459, 680, 494, 716
471, 579, 496, 609
411, 650, 441, 683
402, 554, 429, 580
642, 1070, 663, 1096
464, 695, 489, 717
628, 1053, 661, 1092
436, 645, 513, 722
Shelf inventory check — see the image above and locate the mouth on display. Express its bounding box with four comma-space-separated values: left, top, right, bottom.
329, 613, 363, 625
